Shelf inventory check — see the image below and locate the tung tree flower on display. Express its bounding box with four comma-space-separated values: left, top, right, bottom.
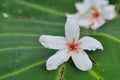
67, 0, 117, 30
39, 18, 103, 71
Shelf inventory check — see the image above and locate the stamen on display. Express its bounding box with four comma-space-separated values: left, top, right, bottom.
66, 38, 81, 53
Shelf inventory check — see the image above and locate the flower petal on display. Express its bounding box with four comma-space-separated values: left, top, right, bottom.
90, 0, 102, 11
78, 14, 91, 29
102, 5, 116, 20
91, 18, 105, 30
71, 50, 92, 71
46, 49, 70, 70
100, 0, 109, 6
75, 2, 84, 12
40, 35, 66, 50
75, 2, 91, 14
66, 13, 78, 19
79, 36, 103, 51
66, 13, 91, 29
65, 17, 80, 41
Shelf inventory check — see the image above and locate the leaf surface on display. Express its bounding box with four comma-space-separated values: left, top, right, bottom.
0, 0, 120, 80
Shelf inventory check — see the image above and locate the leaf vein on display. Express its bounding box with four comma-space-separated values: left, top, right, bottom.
12, 0, 65, 16
92, 33, 120, 43
0, 33, 39, 37
56, 65, 65, 80
1, 19, 64, 26
88, 70, 103, 80
0, 60, 46, 80
0, 46, 44, 52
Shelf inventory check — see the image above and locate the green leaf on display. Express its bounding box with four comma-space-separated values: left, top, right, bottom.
0, 0, 120, 80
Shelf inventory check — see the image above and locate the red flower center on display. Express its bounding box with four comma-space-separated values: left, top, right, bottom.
92, 10, 100, 19
67, 39, 80, 51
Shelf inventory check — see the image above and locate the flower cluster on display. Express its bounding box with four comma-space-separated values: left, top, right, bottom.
39, 0, 117, 71
67, 0, 116, 30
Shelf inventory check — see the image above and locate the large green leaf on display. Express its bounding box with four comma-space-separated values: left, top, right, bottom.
0, 0, 120, 80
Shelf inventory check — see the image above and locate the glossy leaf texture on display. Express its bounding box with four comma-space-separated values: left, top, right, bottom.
0, 0, 120, 80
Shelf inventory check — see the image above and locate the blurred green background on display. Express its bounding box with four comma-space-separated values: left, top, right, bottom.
0, 0, 120, 80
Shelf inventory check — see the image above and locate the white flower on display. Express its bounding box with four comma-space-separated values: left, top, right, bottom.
67, 0, 117, 30
39, 18, 103, 71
